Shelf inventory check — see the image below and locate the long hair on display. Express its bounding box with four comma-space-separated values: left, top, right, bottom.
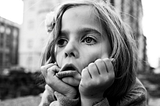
42, 0, 137, 105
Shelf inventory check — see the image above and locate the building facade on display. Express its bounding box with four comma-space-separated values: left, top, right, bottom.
20, 0, 147, 72
19, 0, 62, 72
0, 17, 19, 73
112, 0, 148, 71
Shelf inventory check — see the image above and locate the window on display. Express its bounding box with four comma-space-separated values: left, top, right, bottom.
28, 20, 34, 29
0, 52, 3, 66
0, 34, 4, 39
13, 29, 18, 37
27, 39, 33, 48
0, 41, 3, 47
0, 25, 5, 33
6, 27, 11, 35
110, 0, 115, 6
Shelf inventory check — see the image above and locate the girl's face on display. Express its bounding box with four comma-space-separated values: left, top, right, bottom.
55, 5, 111, 76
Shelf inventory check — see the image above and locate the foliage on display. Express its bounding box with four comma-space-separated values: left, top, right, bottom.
0, 69, 45, 100
138, 71, 160, 98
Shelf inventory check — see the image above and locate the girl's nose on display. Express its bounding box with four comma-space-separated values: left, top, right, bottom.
64, 41, 79, 58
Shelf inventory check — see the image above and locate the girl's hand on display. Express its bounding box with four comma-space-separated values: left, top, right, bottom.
41, 63, 78, 99
79, 58, 115, 104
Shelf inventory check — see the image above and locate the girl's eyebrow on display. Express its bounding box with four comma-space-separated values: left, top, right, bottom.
59, 27, 102, 37
59, 30, 69, 37
78, 27, 102, 36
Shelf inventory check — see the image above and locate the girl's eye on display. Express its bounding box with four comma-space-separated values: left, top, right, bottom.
56, 38, 68, 47
82, 36, 97, 45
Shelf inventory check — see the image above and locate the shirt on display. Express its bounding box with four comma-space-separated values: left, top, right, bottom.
39, 78, 148, 106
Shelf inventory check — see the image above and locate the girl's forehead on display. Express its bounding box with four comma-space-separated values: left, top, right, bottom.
61, 5, 102, 29
58, 5, 106, 38
61, 5, 101, 27
63, 5, 97, 19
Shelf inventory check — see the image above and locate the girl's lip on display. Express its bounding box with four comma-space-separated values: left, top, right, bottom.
57, 64, 80, 79
60, 64, 78, 72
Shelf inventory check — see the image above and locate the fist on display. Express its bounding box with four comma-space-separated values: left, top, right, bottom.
79, 58, 115, 99
41, 63, 78, 99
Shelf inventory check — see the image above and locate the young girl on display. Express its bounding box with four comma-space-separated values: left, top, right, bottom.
39, 0, 148, 106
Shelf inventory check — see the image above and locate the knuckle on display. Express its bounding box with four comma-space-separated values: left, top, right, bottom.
88, 62, 95, 68
95, 59, 104, 66
81, 69, 86, 77
47, 68, 52, 73
40, 66, 46, 71
103, 59, 110, 65
95, 58, 102, 63
40, 66, 47, 76
103, 58, 109, 61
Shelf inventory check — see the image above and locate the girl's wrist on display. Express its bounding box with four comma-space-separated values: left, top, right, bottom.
65, 87, 79, 99
66, 92, 78, 99
80, 95, 104, 106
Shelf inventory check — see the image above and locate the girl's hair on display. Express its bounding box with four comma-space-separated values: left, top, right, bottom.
42, 0, 137, 105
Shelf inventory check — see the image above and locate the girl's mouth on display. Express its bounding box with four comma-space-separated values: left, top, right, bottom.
61, 64, 78, 72
56, 64, 79, 79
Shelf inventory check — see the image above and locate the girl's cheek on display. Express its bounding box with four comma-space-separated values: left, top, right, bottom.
80, 55, 97, 71
80, 52, 109, 72
55, 53, 63, 68
101, 53, 110, 59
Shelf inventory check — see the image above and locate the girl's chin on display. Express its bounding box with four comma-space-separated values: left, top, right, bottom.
61, 77, 80, 87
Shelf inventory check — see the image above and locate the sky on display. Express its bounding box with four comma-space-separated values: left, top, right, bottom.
0, 0, 23, 24
142, 0, 160, 68
0, 0, 160, 68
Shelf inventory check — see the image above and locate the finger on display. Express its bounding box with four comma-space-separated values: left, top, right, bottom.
110, 58, 115, 62
95, 59, 107, 74
88, 63, 99, 78
56, 71, 77, 79
46, 71, 72, 94
81, 68, 91, 80
41, 63, 54, 77
103, 58, 115, 77
80, 68, 91, 87
62, 77, 80, 87
47, 65, 60, 75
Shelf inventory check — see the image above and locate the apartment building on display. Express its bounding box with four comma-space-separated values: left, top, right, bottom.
0, 17, 19, 73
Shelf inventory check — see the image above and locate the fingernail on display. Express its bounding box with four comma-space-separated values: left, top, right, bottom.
45, 57, 52, 64
110, 58, 115, 62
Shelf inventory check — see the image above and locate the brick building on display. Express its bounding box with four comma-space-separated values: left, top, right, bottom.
0, 17, 19, 73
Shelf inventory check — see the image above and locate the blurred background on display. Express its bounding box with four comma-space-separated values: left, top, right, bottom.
0, 0, 160, 106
